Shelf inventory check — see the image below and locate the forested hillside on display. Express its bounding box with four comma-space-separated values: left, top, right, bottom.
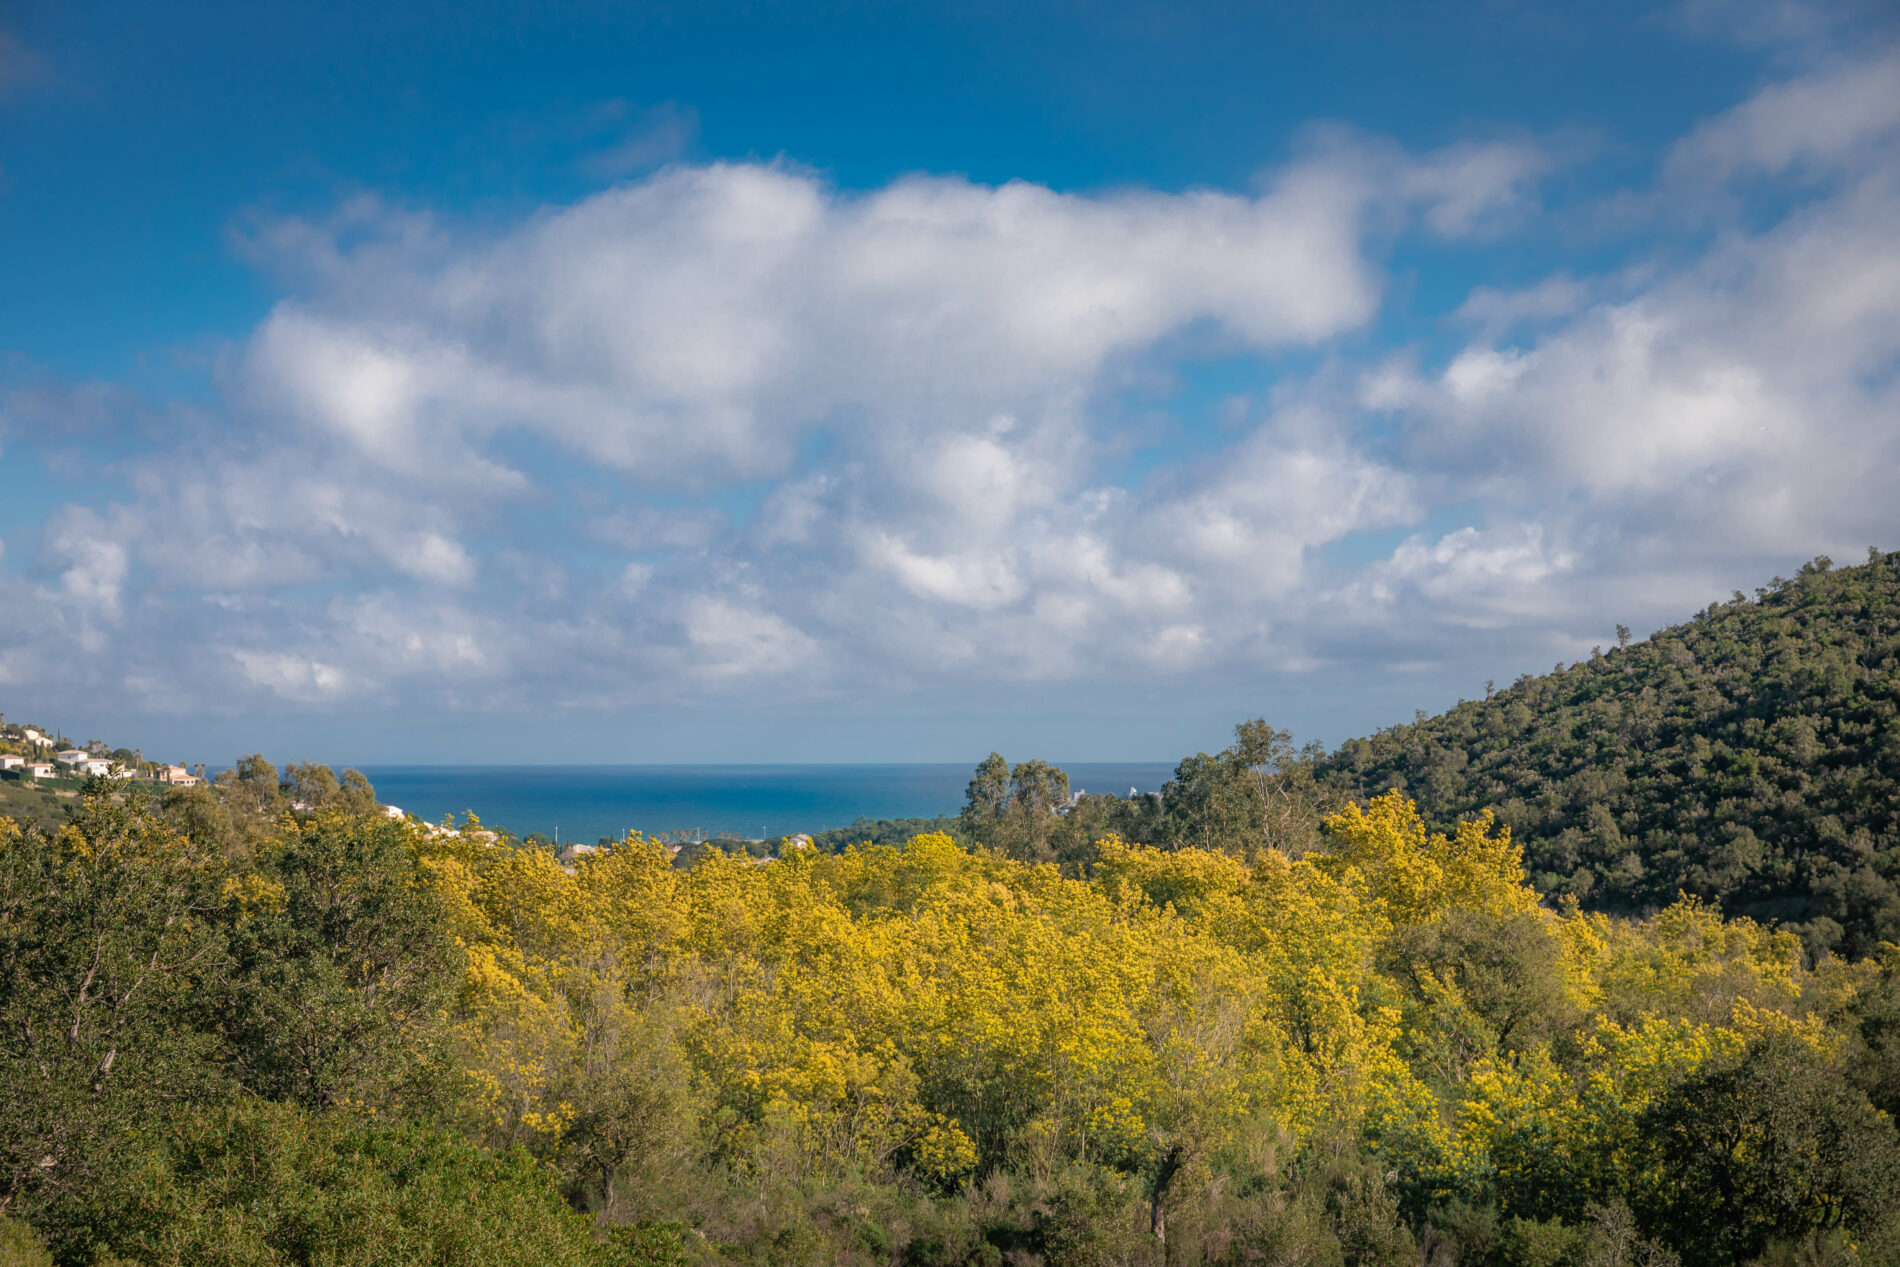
1318, 551, 1900, 958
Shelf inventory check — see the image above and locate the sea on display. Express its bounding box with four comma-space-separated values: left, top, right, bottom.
355, 763, 1177, 846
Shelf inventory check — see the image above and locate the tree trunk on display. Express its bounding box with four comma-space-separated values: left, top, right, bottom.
1150, 1144, 1185, 1245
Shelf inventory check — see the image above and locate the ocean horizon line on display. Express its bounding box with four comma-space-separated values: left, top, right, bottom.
346, 761, 1180, 842
351, 760, 1178, 770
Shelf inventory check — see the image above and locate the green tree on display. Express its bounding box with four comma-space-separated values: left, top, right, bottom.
77, 1100, 642, 1267
958, 753, 1011, 841
1848, 948, 1900, 1117
957, 754, 1075, 862
274, 763, 378, 819
1163, 720, 1329, 857
1634, 1035, 1900, 1265
279, 761, 341, 811
336, 768, 379, 817
1383, 907, 1578, 1074
218, 813, 461, 1110
0, 792, 231, 1218
212, 754, 286, 850
155, 784, 241, 858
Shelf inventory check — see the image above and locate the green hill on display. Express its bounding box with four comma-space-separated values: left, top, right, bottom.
1318, 550, 1900, 957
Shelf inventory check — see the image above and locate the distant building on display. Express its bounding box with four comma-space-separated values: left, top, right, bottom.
24, 763, 55, 779
51, 751, 116, 777
21, 728, 44, 744
787, 833, 813, 849
155, 764, 201, 786
0, 755, 22, 771
381, 805, 405, 819
557, 843, 599, 865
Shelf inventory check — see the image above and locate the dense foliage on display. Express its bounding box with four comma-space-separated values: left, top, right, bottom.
6, 552, 1900, 1263
1315, 551, 1900, 957
6, 775, 1898, 1265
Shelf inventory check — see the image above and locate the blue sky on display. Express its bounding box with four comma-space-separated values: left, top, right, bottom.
1, 0, 1897, 766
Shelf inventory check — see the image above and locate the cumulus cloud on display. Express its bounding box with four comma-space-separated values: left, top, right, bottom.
683, 597, 820, 680
232, 651, 348, 702
234, 140, 1539, 488
44, 509, 129, 622
1369, 525, 1583, 625
1, 55, 1894, 744
1385, 131, 1900, 516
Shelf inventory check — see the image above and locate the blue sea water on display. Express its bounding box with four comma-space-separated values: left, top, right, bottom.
355, 763, 1177, 845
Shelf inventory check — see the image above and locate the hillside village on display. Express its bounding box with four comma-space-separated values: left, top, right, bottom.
0, 715, 207, 787
0, 712, 698, 866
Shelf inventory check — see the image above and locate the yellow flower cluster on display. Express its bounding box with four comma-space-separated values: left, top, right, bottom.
405, 794, 1835, 1200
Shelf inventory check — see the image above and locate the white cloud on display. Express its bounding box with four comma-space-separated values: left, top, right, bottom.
684, 597, 819, 679
860, 531, 1026, 610
3, 61, 1895, 745
235, 144, 1538, 489
1397, 138, 1551, 237
44, 509, 128, 621
1381, 525, 1581, 619
1453, 276, 1596, 334
232, 651, 348, 701
394, 533, 477, 587
1666, 48, 1900, 184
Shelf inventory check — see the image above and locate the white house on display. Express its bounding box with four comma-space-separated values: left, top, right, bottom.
0, 754, 22, 771
21, 728, 44, 744
52, 751, 114, 777
155, 764, 200, 786
25, 763, 56, 779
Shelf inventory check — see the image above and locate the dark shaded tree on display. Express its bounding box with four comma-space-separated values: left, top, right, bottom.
1633, 1035, 1900, 1266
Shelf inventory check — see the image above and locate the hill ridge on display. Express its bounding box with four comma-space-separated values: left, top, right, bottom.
1316, 549, 1900, 956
